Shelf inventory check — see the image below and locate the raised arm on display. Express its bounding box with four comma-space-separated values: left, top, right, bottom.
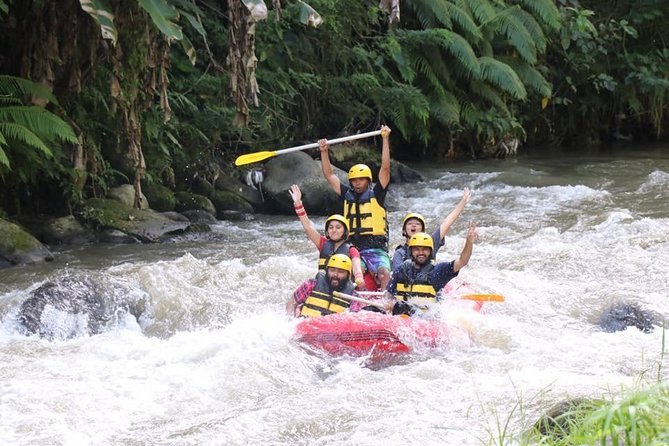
289, 184, 322, 249
319, 139, 342, 195
453, 222, 477, 272
378, 125, 391, 188
439, 187, 471, 239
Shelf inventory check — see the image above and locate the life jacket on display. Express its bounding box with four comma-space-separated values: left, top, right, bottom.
318, 240, 352, 270
394, 262, 437, 303
343, 187, 387, 249
300, 272, 356, 318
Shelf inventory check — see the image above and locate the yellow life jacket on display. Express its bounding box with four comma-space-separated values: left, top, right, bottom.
300, 272, 356, 317
394, 262, 437, 303
317, 240, 352, 271
343, 187, 388, 249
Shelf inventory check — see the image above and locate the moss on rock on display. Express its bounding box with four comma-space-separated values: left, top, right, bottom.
143, 182, 176, 212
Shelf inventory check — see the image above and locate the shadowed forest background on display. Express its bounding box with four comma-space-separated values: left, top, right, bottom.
0, 0, 668, 218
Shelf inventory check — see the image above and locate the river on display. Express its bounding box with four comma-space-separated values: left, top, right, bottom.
1, 146, 668, 445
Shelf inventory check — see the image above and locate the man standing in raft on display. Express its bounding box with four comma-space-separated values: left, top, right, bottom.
319, 125, 392, 291
286, 254, 359, 317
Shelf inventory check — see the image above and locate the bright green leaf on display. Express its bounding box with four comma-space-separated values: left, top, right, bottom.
138, 0, 183, 40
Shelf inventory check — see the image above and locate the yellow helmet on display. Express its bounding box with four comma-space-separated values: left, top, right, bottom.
325, 214, 349, 238
408, 232, 434, 250
348, 164, 373, 181
402, 212, 426, 235
326, 254, 352, 274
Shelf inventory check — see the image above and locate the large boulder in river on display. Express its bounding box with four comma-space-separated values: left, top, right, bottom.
108, 184, 149, 209
18, 276, 149, 340
142, 182, 176, 212
263, 151, 346, 215
0, 218, 54, 269
80, 198, 190, 242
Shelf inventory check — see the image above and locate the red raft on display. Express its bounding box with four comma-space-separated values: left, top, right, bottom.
293, 298, 483, 357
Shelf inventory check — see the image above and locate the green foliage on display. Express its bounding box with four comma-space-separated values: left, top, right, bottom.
526, 386, 669, 446
538, 1, 669, 145
0, 75, 78, 178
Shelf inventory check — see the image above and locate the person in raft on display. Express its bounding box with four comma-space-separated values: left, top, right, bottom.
319, 125, 392, 291
288, 184, 366, 288
391, 187, 471, 273
286, 254, 360, 317
386, 225, 478, 314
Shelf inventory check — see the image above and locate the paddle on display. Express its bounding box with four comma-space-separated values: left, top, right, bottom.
459, 293, 505, 302
234, 130, 383, 166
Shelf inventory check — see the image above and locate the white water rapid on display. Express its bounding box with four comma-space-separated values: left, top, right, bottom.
1, 147, 668, 445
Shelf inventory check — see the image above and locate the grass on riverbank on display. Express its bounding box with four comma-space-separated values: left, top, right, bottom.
483, 328, 669, 445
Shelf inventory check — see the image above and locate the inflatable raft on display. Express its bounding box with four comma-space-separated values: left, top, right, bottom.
293, 295, 484, 358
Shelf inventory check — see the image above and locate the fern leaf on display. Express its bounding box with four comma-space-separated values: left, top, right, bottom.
0, 106, 78, 144
460, 0, 496, 25
445, 1, 483, 43
487, 6, 537, 64
515, 9, 547, 54
406, 0, 450, 29
0, 123, 53, 157
0, 75, 58, 105
478, 56, 527, 100
0, 146, 9, 169
517, 0, 561, 32
430, 90, 461, 125
470, 79, 511, 114
497, 56, 552, 97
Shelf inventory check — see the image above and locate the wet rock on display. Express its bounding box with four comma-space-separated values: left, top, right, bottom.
531, 398, 600, 441
40, 215, 97, 245
80, 198, 190, 243
263, 151, 345, 215
180, 209, 218, 224
598, 302, 658, 333
0, 218, 54, 269
18, 276, 149, 340
108, 184, 149, 209
142, 182, 176, 212
174, 191, 216, 215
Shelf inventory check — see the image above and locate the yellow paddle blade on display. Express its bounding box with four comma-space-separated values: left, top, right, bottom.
234, 150, 278, 166
460, 293, 505, 302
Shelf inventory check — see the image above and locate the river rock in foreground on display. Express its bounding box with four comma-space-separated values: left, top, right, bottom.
18, 276, 150, 340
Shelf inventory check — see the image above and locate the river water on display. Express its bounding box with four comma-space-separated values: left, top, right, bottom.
1, 146, 668, 445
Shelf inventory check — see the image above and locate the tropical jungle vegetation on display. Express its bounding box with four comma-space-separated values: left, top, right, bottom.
0, 0, 668, 218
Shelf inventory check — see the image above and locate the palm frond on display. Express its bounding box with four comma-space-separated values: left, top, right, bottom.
518, 0, 561, 32
0, 123, 53, 157
0, 106, 78, 144
478, 56, 527, 100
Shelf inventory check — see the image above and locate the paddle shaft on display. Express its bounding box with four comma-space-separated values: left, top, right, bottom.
234, 130, 383, 166
333, 291, 387, 310
274, 130, 382, 156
